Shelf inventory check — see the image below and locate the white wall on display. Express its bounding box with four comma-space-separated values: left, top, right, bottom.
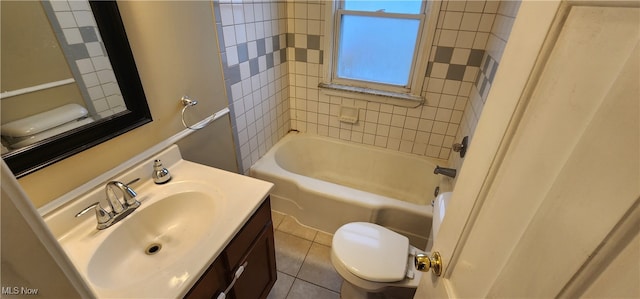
450, 1, 520, 173
18, 1, 233, 207
1, 162, 91, 298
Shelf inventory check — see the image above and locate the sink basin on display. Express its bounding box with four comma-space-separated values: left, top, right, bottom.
45, 145, 273, 298
87, 190, 216, 289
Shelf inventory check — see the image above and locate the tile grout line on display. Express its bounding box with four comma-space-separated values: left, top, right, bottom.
295, 277, 340, 296
272, 213, 341, 298
275, 231, 338, 298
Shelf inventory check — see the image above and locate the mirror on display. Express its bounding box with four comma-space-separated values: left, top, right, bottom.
1, 1, 152, 178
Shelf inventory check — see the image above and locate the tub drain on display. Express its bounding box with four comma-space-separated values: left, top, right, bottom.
145, 243, 162, 255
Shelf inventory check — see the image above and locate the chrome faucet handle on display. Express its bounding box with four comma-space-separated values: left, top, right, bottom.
106, 179, 140, 208
76, 202, 99, 217
76, 202, 112, 227
122, 179, 139, 207
122, 183, 140, 207
126, 177, 140, 186
105, 181, 127, 213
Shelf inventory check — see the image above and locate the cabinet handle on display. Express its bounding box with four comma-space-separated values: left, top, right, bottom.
215, 261, 248, 299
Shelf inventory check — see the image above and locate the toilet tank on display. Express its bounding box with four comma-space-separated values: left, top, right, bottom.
432, 192, 452, 240
1, 104, 88, 137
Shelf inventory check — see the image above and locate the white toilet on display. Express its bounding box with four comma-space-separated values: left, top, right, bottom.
331, 192, 452, 298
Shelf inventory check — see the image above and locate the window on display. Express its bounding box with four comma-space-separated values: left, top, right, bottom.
321, 0, 439, 107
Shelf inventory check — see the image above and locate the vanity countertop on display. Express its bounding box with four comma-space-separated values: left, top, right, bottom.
44, 145, 273, 298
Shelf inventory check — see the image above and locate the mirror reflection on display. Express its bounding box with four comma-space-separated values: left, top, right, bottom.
1, 0, 126, 154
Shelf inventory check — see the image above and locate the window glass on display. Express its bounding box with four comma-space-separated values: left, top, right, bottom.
336, 15, 420, 86
343, 0, 423, 14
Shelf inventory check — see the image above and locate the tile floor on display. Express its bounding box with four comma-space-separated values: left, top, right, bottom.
268, 211, 343, 299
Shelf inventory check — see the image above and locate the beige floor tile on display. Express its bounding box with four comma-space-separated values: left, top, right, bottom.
297, 243, 343, 292
267, 271, 295, 299
272, 210, 285, 229
286, 279, 340, 299
274, 231, 312, 277
313, 231, 334, 247
277, 216, 318, 241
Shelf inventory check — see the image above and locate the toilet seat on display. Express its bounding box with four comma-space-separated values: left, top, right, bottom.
332, 222, 410, 282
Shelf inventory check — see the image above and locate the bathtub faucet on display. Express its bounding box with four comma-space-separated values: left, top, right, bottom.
434, 166, 456, 179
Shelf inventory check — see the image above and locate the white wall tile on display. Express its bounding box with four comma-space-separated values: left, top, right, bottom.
81, 72, 99, 87
91, 56, 110, 71
294, 2, 308, 19
85, 42, 103, 57
308, 3, 321, 20
235, 24, 247, 43
96, 70, 116, 84
460, 12, 482, 31
102, 82, 119, 96
68, 0, 90, 11
253, 3, 264, 22
226, 46, 239, 65
478, 13, 496, 32
87, 85, 105, 100
443, 11, 463, 30
399, 140, 413, 153
446, 1, 467, 12
55, 12, 77, 28
243, 4, 255, 23
72, 11, 95, 27
484, 1, 500, 13
451, 48, 471, 64
232, 4, 245, 23
50, 1, 71, 12
223, 26, 237, 47
464, 1, 486, 13
62, 28, 83, 44
455, 31, 476, 48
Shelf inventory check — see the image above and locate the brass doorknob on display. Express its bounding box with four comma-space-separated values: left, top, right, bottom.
414, 252, 442, 276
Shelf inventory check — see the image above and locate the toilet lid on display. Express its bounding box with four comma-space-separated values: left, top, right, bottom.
332, 222, 409, 282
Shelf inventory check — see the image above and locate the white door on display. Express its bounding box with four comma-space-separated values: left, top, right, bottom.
416, 1, 640, 298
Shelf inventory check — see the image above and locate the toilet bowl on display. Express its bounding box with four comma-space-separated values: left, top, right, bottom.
331, 192, 452, 298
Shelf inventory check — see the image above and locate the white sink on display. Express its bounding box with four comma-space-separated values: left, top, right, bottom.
87, 185, 219, 289
44, 145, 273, 298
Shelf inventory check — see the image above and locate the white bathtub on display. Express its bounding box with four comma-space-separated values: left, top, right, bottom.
249, 133, 452, 247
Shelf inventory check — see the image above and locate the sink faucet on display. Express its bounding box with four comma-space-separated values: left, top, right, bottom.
434, 166, 456, 179
76, 178, 141, 230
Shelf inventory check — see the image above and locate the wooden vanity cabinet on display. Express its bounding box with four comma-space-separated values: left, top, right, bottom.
185, 197, 276, 299
184, 256, 227, 298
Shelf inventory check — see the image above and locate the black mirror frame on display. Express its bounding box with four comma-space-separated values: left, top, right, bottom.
2, 1, 152, 178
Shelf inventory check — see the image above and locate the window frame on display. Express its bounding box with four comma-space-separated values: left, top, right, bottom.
320, 0, 441, 107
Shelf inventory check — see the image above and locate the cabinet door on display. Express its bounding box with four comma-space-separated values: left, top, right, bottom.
184, 256, 228, 299
230, 223, 277, 299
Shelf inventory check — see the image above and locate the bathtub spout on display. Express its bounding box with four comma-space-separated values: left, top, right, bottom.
434, 166, 456, 178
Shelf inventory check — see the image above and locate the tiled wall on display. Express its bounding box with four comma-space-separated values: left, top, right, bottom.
42, 0, 126, 118
214, 0, 520, 173
287, 0, 500, 160
450, 1, 521, 171
213, 1, 291, 173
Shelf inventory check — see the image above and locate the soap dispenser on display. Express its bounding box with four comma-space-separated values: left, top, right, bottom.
152, 159, 171, 184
